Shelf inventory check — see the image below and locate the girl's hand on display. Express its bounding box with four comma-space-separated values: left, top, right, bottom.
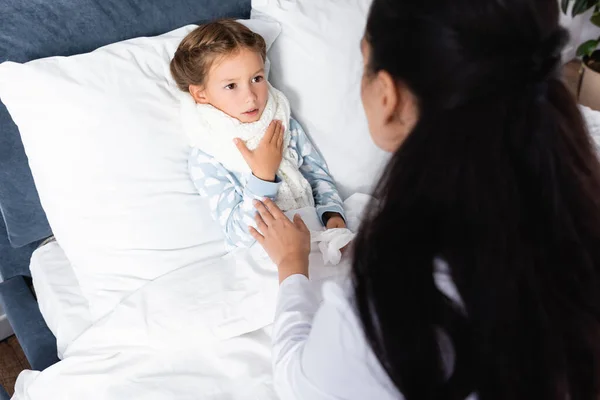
324, 213, 347, 230
235, 120, 284, 182
324, 212, 350, 254
249, 198, 311, 283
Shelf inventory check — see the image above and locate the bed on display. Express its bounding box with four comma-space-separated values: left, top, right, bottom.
0, 0, 385, 398
2, 0, 599, 398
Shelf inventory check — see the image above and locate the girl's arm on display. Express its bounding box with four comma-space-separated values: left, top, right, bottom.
289, 119, 346, 225
188, 148, 281, 248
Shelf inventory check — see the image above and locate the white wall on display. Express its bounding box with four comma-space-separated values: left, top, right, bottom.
0, 278, 13, 340
0, 260, 10, 340
561, 4, 600, 61
561, 8, 584, 60
580, 9, 600, 46
0, 303, 13, 341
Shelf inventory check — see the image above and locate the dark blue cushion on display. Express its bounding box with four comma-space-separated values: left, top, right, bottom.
0, 276, 60, 371
0, 0, 251, 248
0, 384, 9, 400
0, 214, 40, 280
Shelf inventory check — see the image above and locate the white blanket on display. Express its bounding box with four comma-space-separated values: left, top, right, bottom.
30, 242, 92, 359
13, 194, 371, 400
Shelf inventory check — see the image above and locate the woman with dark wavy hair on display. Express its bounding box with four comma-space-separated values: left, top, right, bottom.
249, 0, 600, 399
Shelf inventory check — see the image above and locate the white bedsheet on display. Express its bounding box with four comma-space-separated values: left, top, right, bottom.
29, 242, 92, 359
581, 105, 600, 144
15, 194, 371, 400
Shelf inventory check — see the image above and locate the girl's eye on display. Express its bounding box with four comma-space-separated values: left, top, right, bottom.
225, 83, 236, 90
252, 76, 264, 83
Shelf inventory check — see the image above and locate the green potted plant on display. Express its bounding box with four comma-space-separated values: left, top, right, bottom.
562, 0, 600, 109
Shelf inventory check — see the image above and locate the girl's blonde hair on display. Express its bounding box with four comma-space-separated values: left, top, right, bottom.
170, 19, 267, 92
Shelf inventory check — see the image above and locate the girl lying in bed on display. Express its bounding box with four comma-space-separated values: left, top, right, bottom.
170, 20, 346, 248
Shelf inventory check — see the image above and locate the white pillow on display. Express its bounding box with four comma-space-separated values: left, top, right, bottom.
251, 0, 388, 199
0, 20, 281, 320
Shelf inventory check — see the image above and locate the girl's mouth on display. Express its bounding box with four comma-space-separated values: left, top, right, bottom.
243, 108, 259, 117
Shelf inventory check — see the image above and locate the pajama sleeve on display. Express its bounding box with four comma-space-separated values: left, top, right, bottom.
289, 119, 346, 225
188, 147, 281, 248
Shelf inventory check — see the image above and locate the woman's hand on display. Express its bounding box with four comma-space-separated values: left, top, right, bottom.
249, 198, 311, 283
235, 120, 284, 182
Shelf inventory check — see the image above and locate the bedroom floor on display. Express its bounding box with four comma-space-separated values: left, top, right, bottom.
0, 336, 29, 396
0, 59, 586, 398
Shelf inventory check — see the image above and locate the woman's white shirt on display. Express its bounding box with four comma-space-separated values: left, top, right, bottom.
272, 259, 472, 400
272, 274, 401, 399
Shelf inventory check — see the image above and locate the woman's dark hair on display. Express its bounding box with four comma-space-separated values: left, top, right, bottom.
352, 0, 600, 399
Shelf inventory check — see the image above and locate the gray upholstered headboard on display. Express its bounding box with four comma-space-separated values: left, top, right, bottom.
0, 0, 251, 277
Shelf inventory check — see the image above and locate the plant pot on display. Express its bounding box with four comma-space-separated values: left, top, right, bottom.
579, 54, 600, 111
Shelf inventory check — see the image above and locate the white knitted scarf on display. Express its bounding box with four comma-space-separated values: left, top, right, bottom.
181, 84, 314, 212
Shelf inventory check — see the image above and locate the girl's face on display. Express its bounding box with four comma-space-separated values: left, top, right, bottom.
189, 48, 268, 123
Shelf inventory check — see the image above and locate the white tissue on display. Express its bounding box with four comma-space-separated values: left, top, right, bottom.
310, 228, 355, 266
281, 194, 372, 266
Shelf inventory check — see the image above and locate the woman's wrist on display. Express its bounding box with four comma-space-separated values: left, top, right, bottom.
278, 257, 309, 284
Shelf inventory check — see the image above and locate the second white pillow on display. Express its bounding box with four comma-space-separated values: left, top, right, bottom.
252, 0, 389, 200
